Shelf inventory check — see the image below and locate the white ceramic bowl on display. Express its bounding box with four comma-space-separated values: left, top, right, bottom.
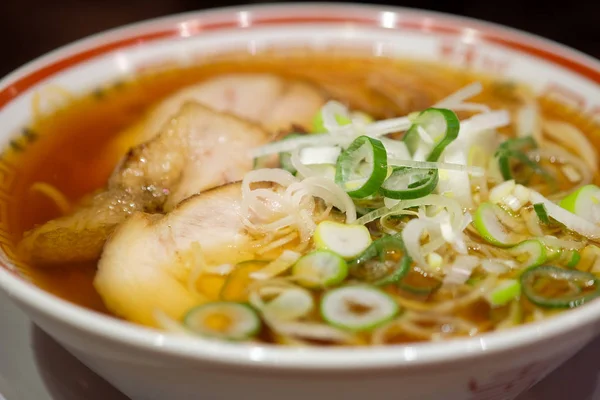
1, 4, 600, 400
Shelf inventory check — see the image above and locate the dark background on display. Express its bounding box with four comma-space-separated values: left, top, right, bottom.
1, 0, 599, 77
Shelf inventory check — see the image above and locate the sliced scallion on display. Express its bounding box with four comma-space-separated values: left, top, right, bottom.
521, 265, 600, 308
379, 167, 439, 200
495, 136, 552, 185
292, 250, 348, 289
565, 250, 582, 268
473, 202, 522, 247
184, 302, 261, 341
349, 235, 410, 285
258, 288, 314, 321
496, 137, 536, 180
403, 108, 460, 162
509, 239, 547, 268
320, 285, 399, 332
559, 184, 600, 223
335, 135, 388, 198
530, 190, 600, 240
533, 203, 550, 224
279, 133, 304, 174
313, 220, 372, 260
485, 279, 521, 307
545, 246, 563, 262
312, 109, 351, 133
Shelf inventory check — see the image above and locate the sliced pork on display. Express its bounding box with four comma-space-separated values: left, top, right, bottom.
20, 103, 267, 265
94, 183, 249, 326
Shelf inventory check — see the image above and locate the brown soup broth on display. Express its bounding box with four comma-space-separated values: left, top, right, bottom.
5, 53, 600, 318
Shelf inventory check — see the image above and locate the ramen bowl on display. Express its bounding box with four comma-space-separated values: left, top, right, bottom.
1, 4, 600, 400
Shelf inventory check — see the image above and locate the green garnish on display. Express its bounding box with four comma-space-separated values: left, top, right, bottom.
521, 265, 600, 308
312, 110, 352, 133
509, 239, 547, 268
473, 202, 522, 247
278, 133, 305, 174
379, 167, 439, 199
559, 184, 600, 222
349, 235, 411, 285
486, 279, 521, 306
565, 250, 582, 268
313, 220, 372, 260
320, 285, 399, 332
403, 108, 460, 162
292, 250, 348, 288
184, 302, 261, 340
533, 203, 550, 224
495, 136, 552, 185
335, 135, 388, 198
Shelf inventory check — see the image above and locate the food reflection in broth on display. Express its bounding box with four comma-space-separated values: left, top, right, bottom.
9, 53, 600, 346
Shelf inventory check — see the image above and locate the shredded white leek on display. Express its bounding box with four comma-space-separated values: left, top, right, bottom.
402, 218, 440, 269
250, 250, 302, 280
249, 285, 314, 321
459, 110, 511, 138
434, 82, 483, 108
539, 235, 586, 250
388, 158, 485, 176
447, 102, 491, 113
363, 116, 412, 137
320, 100, 353, 134
443, 255, 479, 286
530, 190, 600, 239
252, 135, 350, 157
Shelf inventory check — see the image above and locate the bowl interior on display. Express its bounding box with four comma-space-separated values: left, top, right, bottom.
1, 3, 600, 368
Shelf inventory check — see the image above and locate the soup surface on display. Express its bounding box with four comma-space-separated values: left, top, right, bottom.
7, 52, 600, 346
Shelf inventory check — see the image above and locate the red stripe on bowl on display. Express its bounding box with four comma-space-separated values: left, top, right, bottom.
1, 11, 599, 110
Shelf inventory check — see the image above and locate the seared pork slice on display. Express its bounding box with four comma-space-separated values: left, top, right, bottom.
138, 74, 326, 142
94, 183, 249, 326
20, 103, 268, 265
